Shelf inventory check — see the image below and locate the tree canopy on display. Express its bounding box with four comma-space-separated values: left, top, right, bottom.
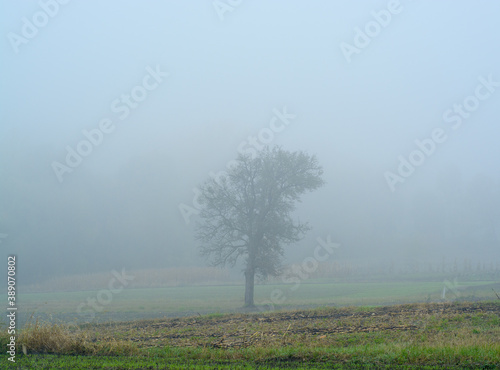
195, 146, 325, 306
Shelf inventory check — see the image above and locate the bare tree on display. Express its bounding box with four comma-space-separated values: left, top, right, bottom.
195, 146, 325, 306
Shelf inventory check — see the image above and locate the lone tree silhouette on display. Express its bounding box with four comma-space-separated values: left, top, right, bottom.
195, 146, 325, 307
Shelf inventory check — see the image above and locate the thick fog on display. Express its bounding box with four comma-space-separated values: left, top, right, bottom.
1, 1, 499, 285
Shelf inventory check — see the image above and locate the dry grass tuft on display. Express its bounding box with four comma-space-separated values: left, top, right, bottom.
18, 315, 138, 356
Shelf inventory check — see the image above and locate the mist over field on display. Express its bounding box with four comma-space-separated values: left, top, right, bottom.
1, 0, 500, 290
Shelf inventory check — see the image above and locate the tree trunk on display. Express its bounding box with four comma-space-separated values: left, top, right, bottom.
244, 268, 255, 307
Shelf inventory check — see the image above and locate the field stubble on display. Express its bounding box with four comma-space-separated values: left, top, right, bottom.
87, 301, 500, 351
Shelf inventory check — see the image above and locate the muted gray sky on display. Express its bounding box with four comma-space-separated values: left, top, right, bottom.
1, 1, 499, 284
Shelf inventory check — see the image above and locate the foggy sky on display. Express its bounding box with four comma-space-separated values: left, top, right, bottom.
1, 1, 499, 284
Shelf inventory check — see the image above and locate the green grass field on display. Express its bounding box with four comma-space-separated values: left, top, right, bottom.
2, 301, 500, 369
7, 279, 498, 326
1, 278, 499, 368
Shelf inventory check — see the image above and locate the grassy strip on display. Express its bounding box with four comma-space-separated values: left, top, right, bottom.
3, 344, 499, 369
151, 344, 500, 366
